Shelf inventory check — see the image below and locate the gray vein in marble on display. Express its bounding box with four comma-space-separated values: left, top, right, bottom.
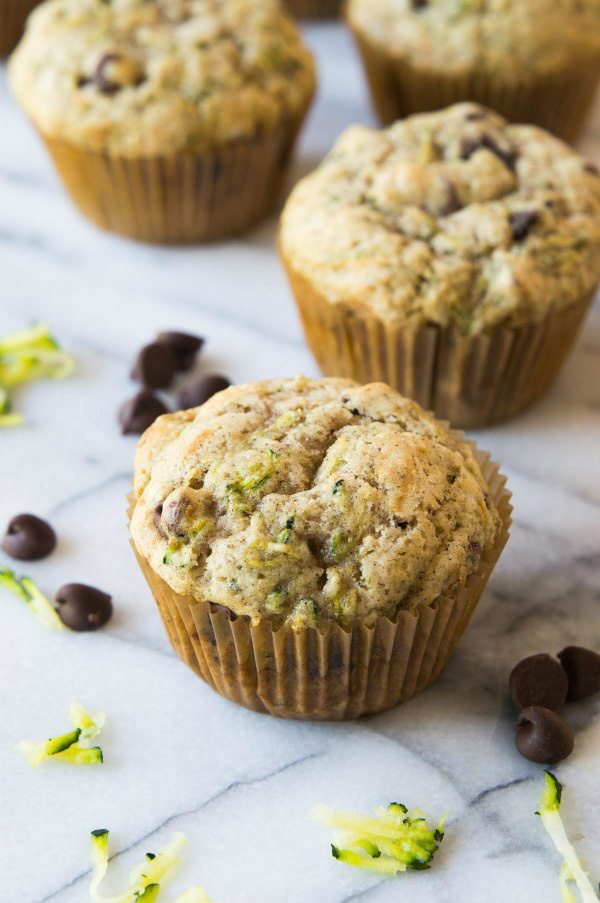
47, 472, 132, 517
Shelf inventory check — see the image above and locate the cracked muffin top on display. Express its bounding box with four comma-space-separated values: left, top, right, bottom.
9, 0, 315, 155
279, 104, 600, 335
348, 0, 600, 77
130, 376, 501, 628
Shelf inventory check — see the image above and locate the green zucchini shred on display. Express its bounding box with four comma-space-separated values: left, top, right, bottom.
18, 703, 105, 767
0, 567, 66, 631
314, 801, 446, 875
0, 323, 74, 426
537, 771, 599, 903
89, 830, 213, 903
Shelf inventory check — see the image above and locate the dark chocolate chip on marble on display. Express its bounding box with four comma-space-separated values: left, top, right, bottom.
178, 374, 231, 411
132, 342, 178, 389
55, 583, 113, 631
460, 134, 517, 172
509, 653, 568, 711
119, 390, 169, 435
1, 514, 57, 561
515, 706, 574, 764
156, 331, 204, 372
557, 646, 600, 701
509, 210, 538, 242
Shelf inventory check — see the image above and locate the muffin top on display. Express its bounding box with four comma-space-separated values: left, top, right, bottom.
280, 104, 600, 334
348, 0, 600, 77
9, 0, 315, 155
130, 376, 501, 628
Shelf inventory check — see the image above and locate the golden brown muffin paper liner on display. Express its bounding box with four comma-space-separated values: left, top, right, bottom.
283, 257, 595, 429
0, 0, 39, 56
37, 106, 311, 244
350, 26, 600, 142
286, 0, 341, 18
128, 438, 511, 721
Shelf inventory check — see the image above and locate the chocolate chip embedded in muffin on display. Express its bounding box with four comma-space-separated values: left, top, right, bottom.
509, 210, 539, 242
460, 134, 517, 172
78, 52, 145, 95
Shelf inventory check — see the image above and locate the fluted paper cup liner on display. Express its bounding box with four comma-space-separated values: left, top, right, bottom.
350, 26, 600, 142
283, 257, 595, 428
38, 109, 310, 244
287, 0, 341, 18
129, 440, 511, 721
1, 0, 39, 56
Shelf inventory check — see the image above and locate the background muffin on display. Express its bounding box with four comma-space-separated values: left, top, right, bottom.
347, 0, 600, 142
286, 0, 342, 18
9, 0, 316, 243
0, 0, 40, 57
130, 376, 511, 719
280, 104, 600, 427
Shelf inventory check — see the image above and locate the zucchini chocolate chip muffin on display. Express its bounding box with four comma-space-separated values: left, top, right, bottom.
347, 0, 600, 142
130, 376, 511, 719
280, 104, 600, 427
9, 0, 315, 243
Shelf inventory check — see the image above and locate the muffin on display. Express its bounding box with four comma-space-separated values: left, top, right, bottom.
280, 104, 600, 427
347, 0, 600, 142
9, 0, 316, 243
286, 0, 341, 18
0, 0, 40, 57
129, 376, 511, 720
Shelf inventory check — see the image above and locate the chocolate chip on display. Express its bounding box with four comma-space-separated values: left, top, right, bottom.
584, 162, 599, 177
509, 653, 568, 710
153, 503, 167, 539
177, 374, 231, 411
411, 0, 428, 7
79, 52, 144, 96
557, 646, 600, 701
55, 583, 113, 631
465, 109, 487, 122
441, 181, 462, 215
460, 134, 517, 171
515, 706, 574, 764
132, 343, 178, 389
509, 210, 538, 242
156, 331, 204, 372
1, 514, 57, 561
119, 390, 168, 435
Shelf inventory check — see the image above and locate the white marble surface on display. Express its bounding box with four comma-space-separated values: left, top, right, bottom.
2, 22, 600, 903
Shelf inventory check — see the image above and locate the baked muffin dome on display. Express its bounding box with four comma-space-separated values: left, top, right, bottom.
130, 376, 501, 628
9, 0, 316, 155
347, 0, 600, 78
280, 103, 600, 335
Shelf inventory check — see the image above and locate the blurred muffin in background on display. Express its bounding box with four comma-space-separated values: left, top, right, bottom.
280, 104, 600, 427
9, 0, 316, 243
347, 0, 600, 142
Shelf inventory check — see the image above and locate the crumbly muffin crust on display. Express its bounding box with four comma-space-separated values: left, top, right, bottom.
9, 0, 315, 155
131, 376, 500, 628
348, 0, 600, 78
280, 104, 600, 334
